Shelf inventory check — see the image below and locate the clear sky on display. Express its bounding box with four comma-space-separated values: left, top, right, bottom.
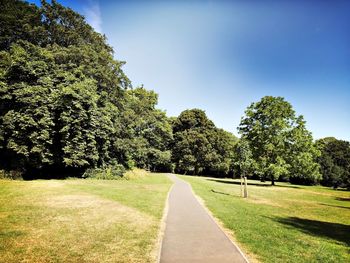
29, 0, 350, 141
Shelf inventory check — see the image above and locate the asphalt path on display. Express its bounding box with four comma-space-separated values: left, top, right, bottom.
159, 174, 248, 263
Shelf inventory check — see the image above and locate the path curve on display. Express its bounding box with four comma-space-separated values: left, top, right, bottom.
159, 174, 248, 263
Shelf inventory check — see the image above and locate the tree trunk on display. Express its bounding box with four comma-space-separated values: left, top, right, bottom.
194, 166, 199, 176
244, 176, 248, 198
271, 176, 275, 186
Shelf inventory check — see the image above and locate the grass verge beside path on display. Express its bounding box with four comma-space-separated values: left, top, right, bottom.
0, 172, 172, 263
181, 175, 350, 263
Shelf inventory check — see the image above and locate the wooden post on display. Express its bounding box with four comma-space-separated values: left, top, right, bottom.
244, 176, 248, 198
240, 176, 243, 197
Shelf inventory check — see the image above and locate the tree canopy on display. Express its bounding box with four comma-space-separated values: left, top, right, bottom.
316, 137, 350, 189
238, 96, 321, 185
172, 109, 237, 176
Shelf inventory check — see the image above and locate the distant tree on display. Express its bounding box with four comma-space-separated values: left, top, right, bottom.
172, 109, 237, 176
316, 137, 350, 189
172, 109, 215, 133
206, 128, 237, 175
238, 96, 320, 185
172, 129, 211, 175
118, 87, 173, 172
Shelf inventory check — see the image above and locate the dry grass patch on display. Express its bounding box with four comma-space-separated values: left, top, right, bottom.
44, 194, 154, 229
246, 197, 282, 207
0, 173, 172, 263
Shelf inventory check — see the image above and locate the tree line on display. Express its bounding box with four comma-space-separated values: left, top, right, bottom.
0, 0, 349, 188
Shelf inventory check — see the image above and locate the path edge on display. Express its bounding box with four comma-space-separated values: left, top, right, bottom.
155, 178, 174, 263
179, 175, 251, 263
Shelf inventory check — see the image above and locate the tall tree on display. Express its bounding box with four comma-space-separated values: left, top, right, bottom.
238, 96, 320, 185
0, 0, 130, 177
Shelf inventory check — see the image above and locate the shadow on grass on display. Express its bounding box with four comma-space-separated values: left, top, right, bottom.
211, 189, 231, 196
273, 216, 350, 246
321, 203, 350, 210
207, 179, 302, 189
336, 197, 350, 202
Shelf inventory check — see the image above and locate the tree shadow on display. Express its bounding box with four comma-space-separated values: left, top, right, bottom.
332, 188, 350, 192
211, 189, 231, 196
207, 179, 301, 189
320, 203, 350, 210
273, 216, 350, 246
336, 197, 350, 202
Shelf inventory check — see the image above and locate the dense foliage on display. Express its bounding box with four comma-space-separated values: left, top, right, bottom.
316, 137, 350, 189
0, 0, 168, 178
171, 109, 237, 176
118, 87, 173, 172
238, 96, 321, 185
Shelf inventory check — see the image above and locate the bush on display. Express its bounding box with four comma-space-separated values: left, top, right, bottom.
83, 164, 126, 180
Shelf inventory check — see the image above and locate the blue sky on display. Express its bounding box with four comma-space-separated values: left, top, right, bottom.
29, 0, 350, 141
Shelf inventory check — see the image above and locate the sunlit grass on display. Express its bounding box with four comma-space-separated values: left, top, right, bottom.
181, 176, 350, 263
0, 172, 172, 263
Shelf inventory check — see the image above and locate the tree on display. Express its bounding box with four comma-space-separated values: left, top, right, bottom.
172, 109, 215, 133
287, 116, 321, 185
234, 139, 254, 197
206, 128, 237, 175
117, 87, 173, 172
316, 137, 350, 189
234, 139, 254, 178
172, 109, 237, 176
172, 129, 210, 175
172, 109, 212, 174
0, 0, 130, 177
238, 96, 320, 185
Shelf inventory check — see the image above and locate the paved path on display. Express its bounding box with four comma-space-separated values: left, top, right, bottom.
160, 174, 248, 263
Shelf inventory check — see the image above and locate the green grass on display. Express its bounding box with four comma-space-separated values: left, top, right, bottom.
181, 175, 350, 263
0, 172, 172, 263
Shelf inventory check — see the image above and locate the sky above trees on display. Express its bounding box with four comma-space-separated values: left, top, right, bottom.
28, 0, 350, 141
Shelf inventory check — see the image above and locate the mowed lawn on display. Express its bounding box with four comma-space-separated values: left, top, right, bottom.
0, 173, 172, 263
181, 175, 350, 263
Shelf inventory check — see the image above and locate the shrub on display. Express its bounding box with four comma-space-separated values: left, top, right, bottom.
83, 164, 126, 180
123, 168, 149, 180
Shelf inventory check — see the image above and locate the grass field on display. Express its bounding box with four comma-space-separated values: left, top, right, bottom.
181, 175, 350, 263
0, 172, 172, 263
